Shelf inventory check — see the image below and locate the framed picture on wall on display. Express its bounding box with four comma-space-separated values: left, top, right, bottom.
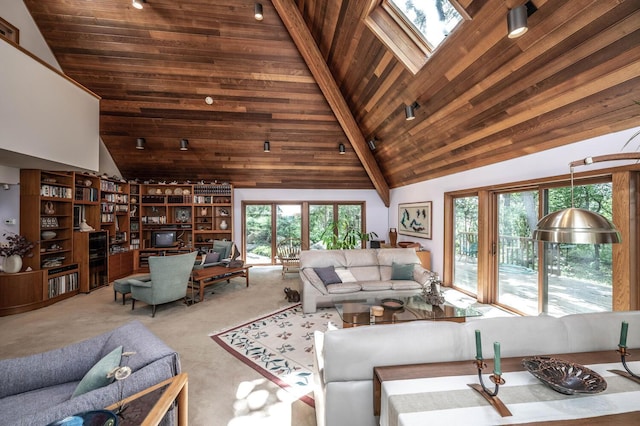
398, 201, 432, 239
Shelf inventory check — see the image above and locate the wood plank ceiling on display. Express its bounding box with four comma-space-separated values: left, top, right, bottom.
22, 0, 640, 203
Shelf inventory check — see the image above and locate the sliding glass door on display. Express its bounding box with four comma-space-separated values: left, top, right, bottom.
245, 204, 272, 264
452, 196, 479, 295
495, 191, 539, 315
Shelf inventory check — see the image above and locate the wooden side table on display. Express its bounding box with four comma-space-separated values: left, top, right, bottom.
106, 373, 188, 426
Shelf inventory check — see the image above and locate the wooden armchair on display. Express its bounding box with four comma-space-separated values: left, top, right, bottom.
276, 238, 301, 278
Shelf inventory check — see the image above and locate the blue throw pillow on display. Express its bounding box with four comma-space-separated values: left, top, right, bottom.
72, 345, 123, 397
391, 263, 414, 280
314, 266, 342, 285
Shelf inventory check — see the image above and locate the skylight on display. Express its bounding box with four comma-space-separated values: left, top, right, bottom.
386, 0, 462, 50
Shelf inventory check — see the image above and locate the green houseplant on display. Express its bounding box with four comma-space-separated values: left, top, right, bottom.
320, 219, 378, 250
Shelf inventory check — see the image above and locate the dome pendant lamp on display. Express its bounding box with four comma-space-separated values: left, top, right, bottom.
532, 153, 640, 244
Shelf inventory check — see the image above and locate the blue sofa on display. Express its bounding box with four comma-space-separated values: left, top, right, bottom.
0, 321, 180, 425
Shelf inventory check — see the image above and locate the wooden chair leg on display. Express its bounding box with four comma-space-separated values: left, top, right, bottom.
151, 305, 157, 318
114, 290, 117, 302
132, 299, 135, 310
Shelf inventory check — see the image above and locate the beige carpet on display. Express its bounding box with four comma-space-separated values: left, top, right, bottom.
0, 266, 315, 426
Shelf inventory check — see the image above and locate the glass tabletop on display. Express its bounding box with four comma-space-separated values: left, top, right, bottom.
334, 295, 482, 326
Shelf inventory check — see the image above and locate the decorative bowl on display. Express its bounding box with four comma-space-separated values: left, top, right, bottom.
41, 231, 57, 240
522, 357, 607, 395
380, 298, 404, 310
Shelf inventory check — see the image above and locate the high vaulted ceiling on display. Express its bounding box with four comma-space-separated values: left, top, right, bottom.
22, 0, 640, 206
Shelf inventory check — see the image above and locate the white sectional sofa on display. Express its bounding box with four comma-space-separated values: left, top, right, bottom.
312, 310, 640, 426
299, 248, 432, 313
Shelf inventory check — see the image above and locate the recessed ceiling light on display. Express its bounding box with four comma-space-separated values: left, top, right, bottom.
132, 0, 146, 10
205, 96, 214, 105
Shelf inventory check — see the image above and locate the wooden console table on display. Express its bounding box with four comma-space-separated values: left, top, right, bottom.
374, 349, 640, 425
190, 265, 251, 302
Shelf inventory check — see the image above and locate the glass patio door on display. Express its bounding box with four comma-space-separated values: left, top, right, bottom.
496, 190, 539, 315
244, 203, 301, 265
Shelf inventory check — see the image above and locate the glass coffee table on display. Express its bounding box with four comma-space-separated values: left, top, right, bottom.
334, 295, 481, 327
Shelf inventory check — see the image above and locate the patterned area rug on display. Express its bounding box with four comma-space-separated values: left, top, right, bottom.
210, 304, 341, 407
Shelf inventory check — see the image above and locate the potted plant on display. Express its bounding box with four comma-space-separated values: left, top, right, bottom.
320, 219, 378, 250
1, 232, 36, 273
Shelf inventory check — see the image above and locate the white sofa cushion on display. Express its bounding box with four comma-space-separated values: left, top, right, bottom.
321, 321, 470, 383
326, 282, 362, 294
302, 268, 328, 294
462, 315, 569, 358
376, 248, 420, 265
378, 248, 421, 280
343, 249, 379, 267
391, 280, 422, 290
359, 281, 392, 291
300, 250, 347, 268
559, 310, 640, 352
349, 266, 381, 281
335, 268, 357, 282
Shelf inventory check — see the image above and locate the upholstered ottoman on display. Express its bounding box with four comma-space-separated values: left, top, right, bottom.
113, 273, 150, 304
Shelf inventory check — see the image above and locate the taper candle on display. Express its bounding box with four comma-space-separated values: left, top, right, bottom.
475, 330, 483, 360
493, 342, 501, 375
620, 321, 629, 348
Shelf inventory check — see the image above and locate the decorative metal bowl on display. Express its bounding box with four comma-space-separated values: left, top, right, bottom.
380, 298, 404, 310
522, 357, 607, 395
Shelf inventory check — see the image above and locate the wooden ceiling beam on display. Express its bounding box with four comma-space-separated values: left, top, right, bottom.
271, 0, 390, 206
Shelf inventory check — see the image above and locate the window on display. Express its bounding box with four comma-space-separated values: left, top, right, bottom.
446, 178, 616, 316
244, 204, 272, 264
496, 190, 540, 315
541, 183, 613, 316
243, 203, 302, 265
243, 201, 365, 264
309, 203, 365, 249
385, 0, 463, 50
453, 195, 478, 294
366, 0, 466, 74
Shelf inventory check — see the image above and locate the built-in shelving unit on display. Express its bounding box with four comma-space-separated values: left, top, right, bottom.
100, 179, 130, 253
9, 171, 235, 314
20, 170, 76, 271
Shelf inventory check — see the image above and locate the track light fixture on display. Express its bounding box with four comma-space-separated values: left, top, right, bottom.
507, 5, 527, 38
254, 3, 264, 21
136, 138, 145, 150
367, 138, 377, 151
263, 140, 270, 152
132, 0, 146, 10
180, 139, 189, 151
339, 143, 346, 154
405, 102, 420, 121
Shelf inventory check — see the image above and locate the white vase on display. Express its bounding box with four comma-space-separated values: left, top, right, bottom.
219, 220, 228, 230
3, 254, 22, 273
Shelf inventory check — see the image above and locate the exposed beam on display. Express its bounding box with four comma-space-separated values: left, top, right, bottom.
271, 0, 390, 206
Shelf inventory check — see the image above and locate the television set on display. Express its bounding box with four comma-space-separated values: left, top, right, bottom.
151, 231, 177, 248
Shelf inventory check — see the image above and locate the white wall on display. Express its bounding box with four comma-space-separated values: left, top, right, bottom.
0, 41, 100, 171
234, 188, 388, 244
0, 0, 60, 68
390, 126, 640, 276
0, 183, 20, 246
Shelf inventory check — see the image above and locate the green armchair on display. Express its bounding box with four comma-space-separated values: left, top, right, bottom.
129, 251, 198, 317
